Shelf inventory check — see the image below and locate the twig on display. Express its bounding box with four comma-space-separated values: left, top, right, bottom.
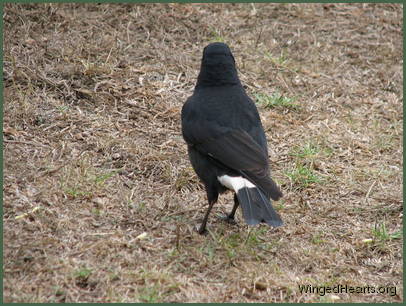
254, 23, 264, 49
36, 163, 68, 178
68, 241, 105, 256
244, 227, 254, 245
166, 208, 198, 217
105, 44, 114, 64
36, 149, 87, 178
277, 75, 295, 96
364, 180, 377, 204
4, 139, 48, 148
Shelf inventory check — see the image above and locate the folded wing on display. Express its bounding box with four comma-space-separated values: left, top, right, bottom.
191, 128, 283, 201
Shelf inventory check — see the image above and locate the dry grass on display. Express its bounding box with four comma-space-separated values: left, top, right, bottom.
3, 3, 403, 303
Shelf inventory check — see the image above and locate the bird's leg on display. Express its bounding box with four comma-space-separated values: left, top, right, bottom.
198, 199, 216, 235
228, 194, 240, 219
220, 194, 239, 224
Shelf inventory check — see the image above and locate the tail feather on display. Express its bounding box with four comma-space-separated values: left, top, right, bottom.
237, 187, 283, 227
240, 170, 283, 201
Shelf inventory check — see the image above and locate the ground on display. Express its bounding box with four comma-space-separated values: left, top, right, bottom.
3, 3, 403, 303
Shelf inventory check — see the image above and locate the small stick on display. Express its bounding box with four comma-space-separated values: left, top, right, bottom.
4, 139, 48, 148
365, 180, 377, 204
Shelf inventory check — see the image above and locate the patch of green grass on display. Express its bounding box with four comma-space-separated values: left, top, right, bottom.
209, 29, 225, 43
204, 227, 278, 263
135, 268, 180, 302
94, 170, 118, 185
323, 146, 334, 156
207, 227, 281, 265
290, 142, 320, 159
275, 199, 286, 210
206, 232, 240, 264
64, 187, 92, 199
285, 141, 329, 188
372, 222, 402, 242
285, 164, 322, 188
202, 241, 216, 263
92, 208, 103, 216
138, 286, 160, 303
311, 233, 326, 245
254, 92, 300, 110
244, 227, 282, 254
60, 161, 116, 200
290, 141, 333, 161
57, 105, 69, 113
373, 134, 395, 152
74, 267, 92, 279
137, 202, 146, 212
265, 50, 289, 66
222, 233, 241, 249
245, 227, 267, 247
109, 273, 120, 282
226, 247, 237, 261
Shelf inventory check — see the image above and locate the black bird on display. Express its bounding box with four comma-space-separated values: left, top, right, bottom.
181, 42, 283, 234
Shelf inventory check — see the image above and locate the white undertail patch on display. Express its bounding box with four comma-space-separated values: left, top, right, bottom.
217, 175, 256, 192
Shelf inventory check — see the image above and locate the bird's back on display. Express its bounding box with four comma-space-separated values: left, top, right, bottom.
182, 85, 268, 153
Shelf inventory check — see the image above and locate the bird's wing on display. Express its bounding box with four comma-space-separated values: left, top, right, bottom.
183, 119, 282, 200
194, 129, 269, 172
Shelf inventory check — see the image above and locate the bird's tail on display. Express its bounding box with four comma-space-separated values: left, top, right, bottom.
236, 186, 283, 227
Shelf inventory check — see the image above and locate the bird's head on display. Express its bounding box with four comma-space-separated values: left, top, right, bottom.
202, 42, 236, 66
197, 42, 239, 87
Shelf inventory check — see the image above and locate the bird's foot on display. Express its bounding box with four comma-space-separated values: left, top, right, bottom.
195, 223, 208, 235
219, 215, 237, 225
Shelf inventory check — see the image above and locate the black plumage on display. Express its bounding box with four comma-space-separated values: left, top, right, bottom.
181, 42, 283, 234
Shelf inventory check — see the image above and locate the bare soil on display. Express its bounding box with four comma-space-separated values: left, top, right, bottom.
3, 3, 403, 302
